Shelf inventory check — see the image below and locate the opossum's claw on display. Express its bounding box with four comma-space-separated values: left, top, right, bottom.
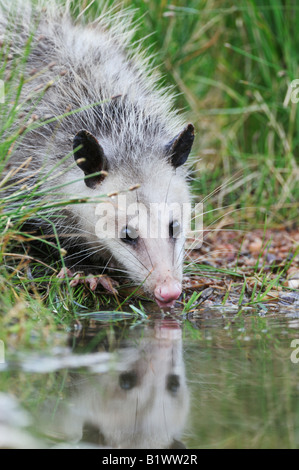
57, 267, 74, 280
57, 268, 82, 287
69, 273, 83, 288
72, 274, 119, 294
87, 275, 119, 295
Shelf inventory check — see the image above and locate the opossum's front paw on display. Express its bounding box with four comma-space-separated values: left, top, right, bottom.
90, 275, 119, 295
57, 268, 74, 280
57, 268, 119, 295
78, 274, 119, 295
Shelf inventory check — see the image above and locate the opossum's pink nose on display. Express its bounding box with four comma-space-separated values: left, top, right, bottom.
154, 281, 182, 310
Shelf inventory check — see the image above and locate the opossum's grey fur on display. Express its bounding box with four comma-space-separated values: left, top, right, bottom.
0, 0, 194, 307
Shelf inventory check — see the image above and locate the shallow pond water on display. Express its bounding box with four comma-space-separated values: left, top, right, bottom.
1, 305, 299, 449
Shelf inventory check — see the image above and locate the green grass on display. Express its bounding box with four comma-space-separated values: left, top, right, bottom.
0, 0, 298, 347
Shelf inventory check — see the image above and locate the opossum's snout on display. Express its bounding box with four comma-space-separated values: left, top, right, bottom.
154, 280, 182, 310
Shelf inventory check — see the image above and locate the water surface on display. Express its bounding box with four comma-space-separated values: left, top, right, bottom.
1, 305, 299, 449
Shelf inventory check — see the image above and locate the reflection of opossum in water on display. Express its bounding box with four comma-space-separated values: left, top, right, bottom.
1, 0, 195, 309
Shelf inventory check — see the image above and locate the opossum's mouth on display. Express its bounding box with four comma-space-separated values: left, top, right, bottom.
155, 298, 179, 310
154, 280, 182, 310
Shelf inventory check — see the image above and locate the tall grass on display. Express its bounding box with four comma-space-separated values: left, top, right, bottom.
143, 0, 298, 227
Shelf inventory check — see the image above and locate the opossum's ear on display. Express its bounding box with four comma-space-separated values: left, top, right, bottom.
165, 124, 195, 168
73, 129, 108, 188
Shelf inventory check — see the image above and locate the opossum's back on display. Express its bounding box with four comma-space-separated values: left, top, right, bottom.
1, 0, 186, 179
1, 1, 162, 107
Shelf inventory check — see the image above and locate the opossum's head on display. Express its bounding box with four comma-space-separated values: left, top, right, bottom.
72, 125, 194, 309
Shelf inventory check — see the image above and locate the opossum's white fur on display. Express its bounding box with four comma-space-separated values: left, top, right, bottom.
1, 0, 193, 305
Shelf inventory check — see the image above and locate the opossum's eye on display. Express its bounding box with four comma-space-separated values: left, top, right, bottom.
169, 220, 181, 239
120, 225, 139, 245
119, 371, 138, 390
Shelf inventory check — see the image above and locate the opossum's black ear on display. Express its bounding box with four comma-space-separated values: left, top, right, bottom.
166, 124, 195, 168
73, 129, 108, 188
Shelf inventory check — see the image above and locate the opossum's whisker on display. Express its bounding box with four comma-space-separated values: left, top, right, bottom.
63, 246, 106, 262
65, 213, 97, 231
55, 222, 96, 238
107, 263, 144, 281
64, 244, 107, 262
54, 229, 96, 240
175, 248, 185, 272
199, 171, 249, 205
69, 249, 107, 270
189, 203, 236, 222
100, 254, 114, 276
110, 245, 150, 278
59, 232, 97, 243
176, 209, 238, 269
172, 239, 176, 268
174, 237, 187, 270
183, 242, 244, 270
140, 238, 154, 270
164, 174, 174, 204
101, 259, 140, 279
64, 239, 98, 248
104, 243, 142, 273
184, 208, 250, 259
113, 240, 151, 274
184, 249, 236, 268
102, 265, 132, 276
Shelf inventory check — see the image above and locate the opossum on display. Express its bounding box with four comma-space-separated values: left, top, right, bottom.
0, 0, 195, 309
